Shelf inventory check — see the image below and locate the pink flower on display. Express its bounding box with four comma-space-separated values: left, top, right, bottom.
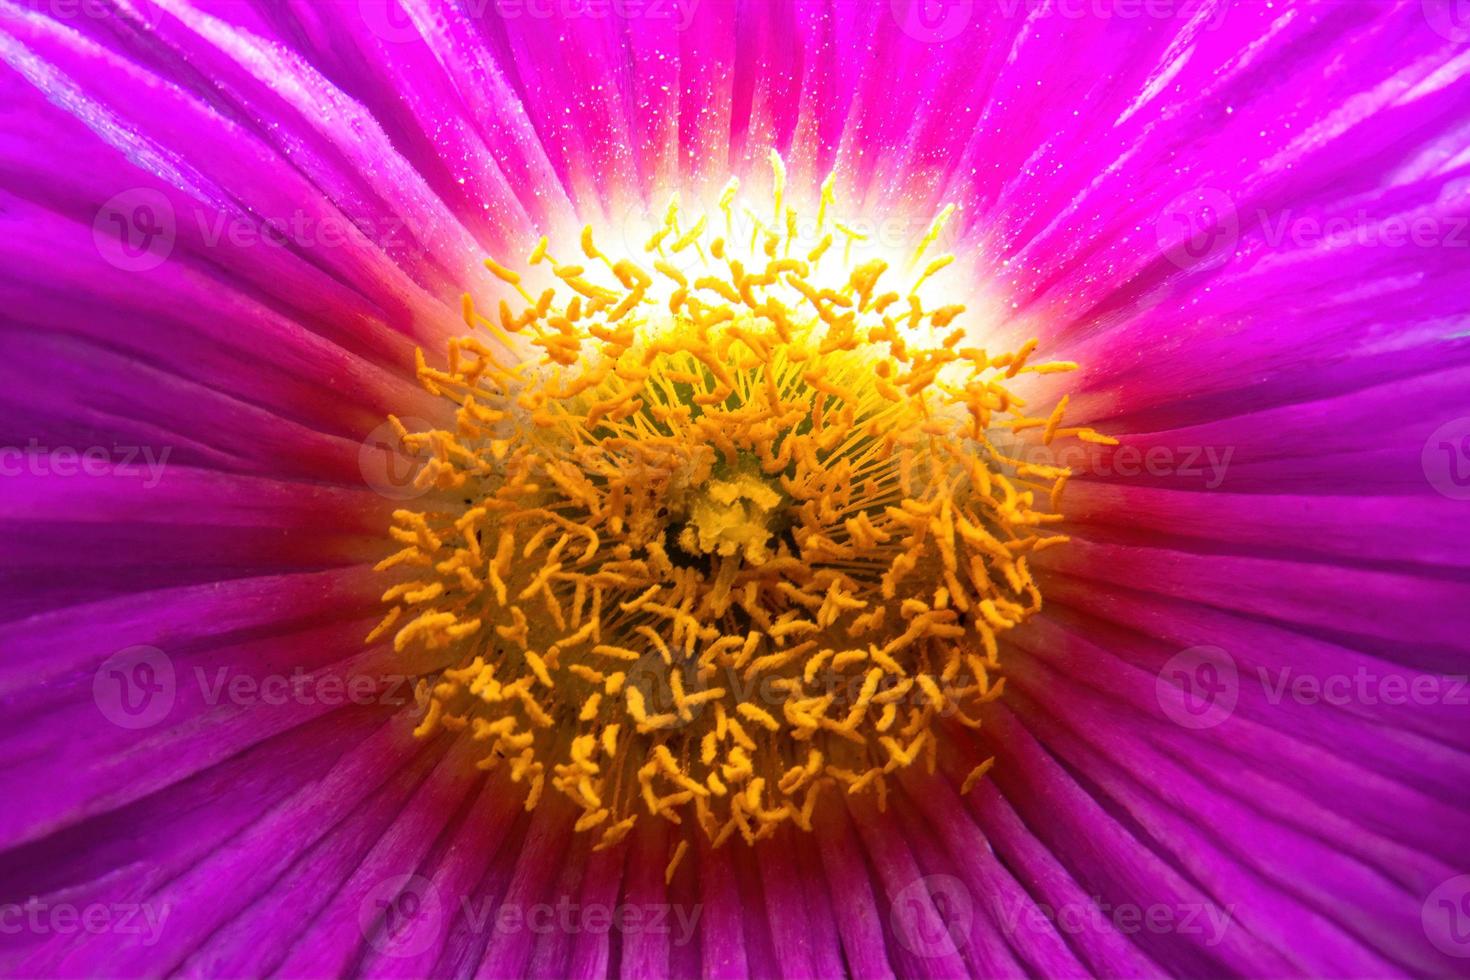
1, 1, 1468, 977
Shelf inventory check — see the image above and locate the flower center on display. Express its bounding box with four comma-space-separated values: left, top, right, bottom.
678, 465, 782, 566
368, 155, 1114, 851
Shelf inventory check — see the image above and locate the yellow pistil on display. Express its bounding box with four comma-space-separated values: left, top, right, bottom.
370, 153, 1113, 848
679, 465, 783, 565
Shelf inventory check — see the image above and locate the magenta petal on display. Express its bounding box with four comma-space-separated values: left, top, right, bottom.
694, 831, 751, 979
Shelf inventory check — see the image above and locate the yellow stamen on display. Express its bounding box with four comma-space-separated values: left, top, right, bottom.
371, 156, 1097, 843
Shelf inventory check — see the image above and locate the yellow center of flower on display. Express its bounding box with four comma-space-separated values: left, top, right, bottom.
368, 155, 1115, 851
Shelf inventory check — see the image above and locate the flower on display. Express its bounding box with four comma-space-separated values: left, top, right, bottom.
1, 1, 1468, 978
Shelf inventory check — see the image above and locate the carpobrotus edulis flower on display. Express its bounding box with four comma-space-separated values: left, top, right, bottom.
5, 1, 1469, 977
376, 156, 1116, 851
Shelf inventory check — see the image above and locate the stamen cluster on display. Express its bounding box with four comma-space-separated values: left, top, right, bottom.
369, 157, 1113, 849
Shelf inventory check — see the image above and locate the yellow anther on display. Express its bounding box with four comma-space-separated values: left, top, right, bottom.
524, 651, 554, 689
484, 257, 520, 285
665, 840, 689, 884
736, 703, 781, 733
576, 808, 610, 832
962, 758, 996, 794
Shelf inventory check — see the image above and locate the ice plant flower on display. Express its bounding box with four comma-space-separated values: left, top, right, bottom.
1, 2, 1469, 979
